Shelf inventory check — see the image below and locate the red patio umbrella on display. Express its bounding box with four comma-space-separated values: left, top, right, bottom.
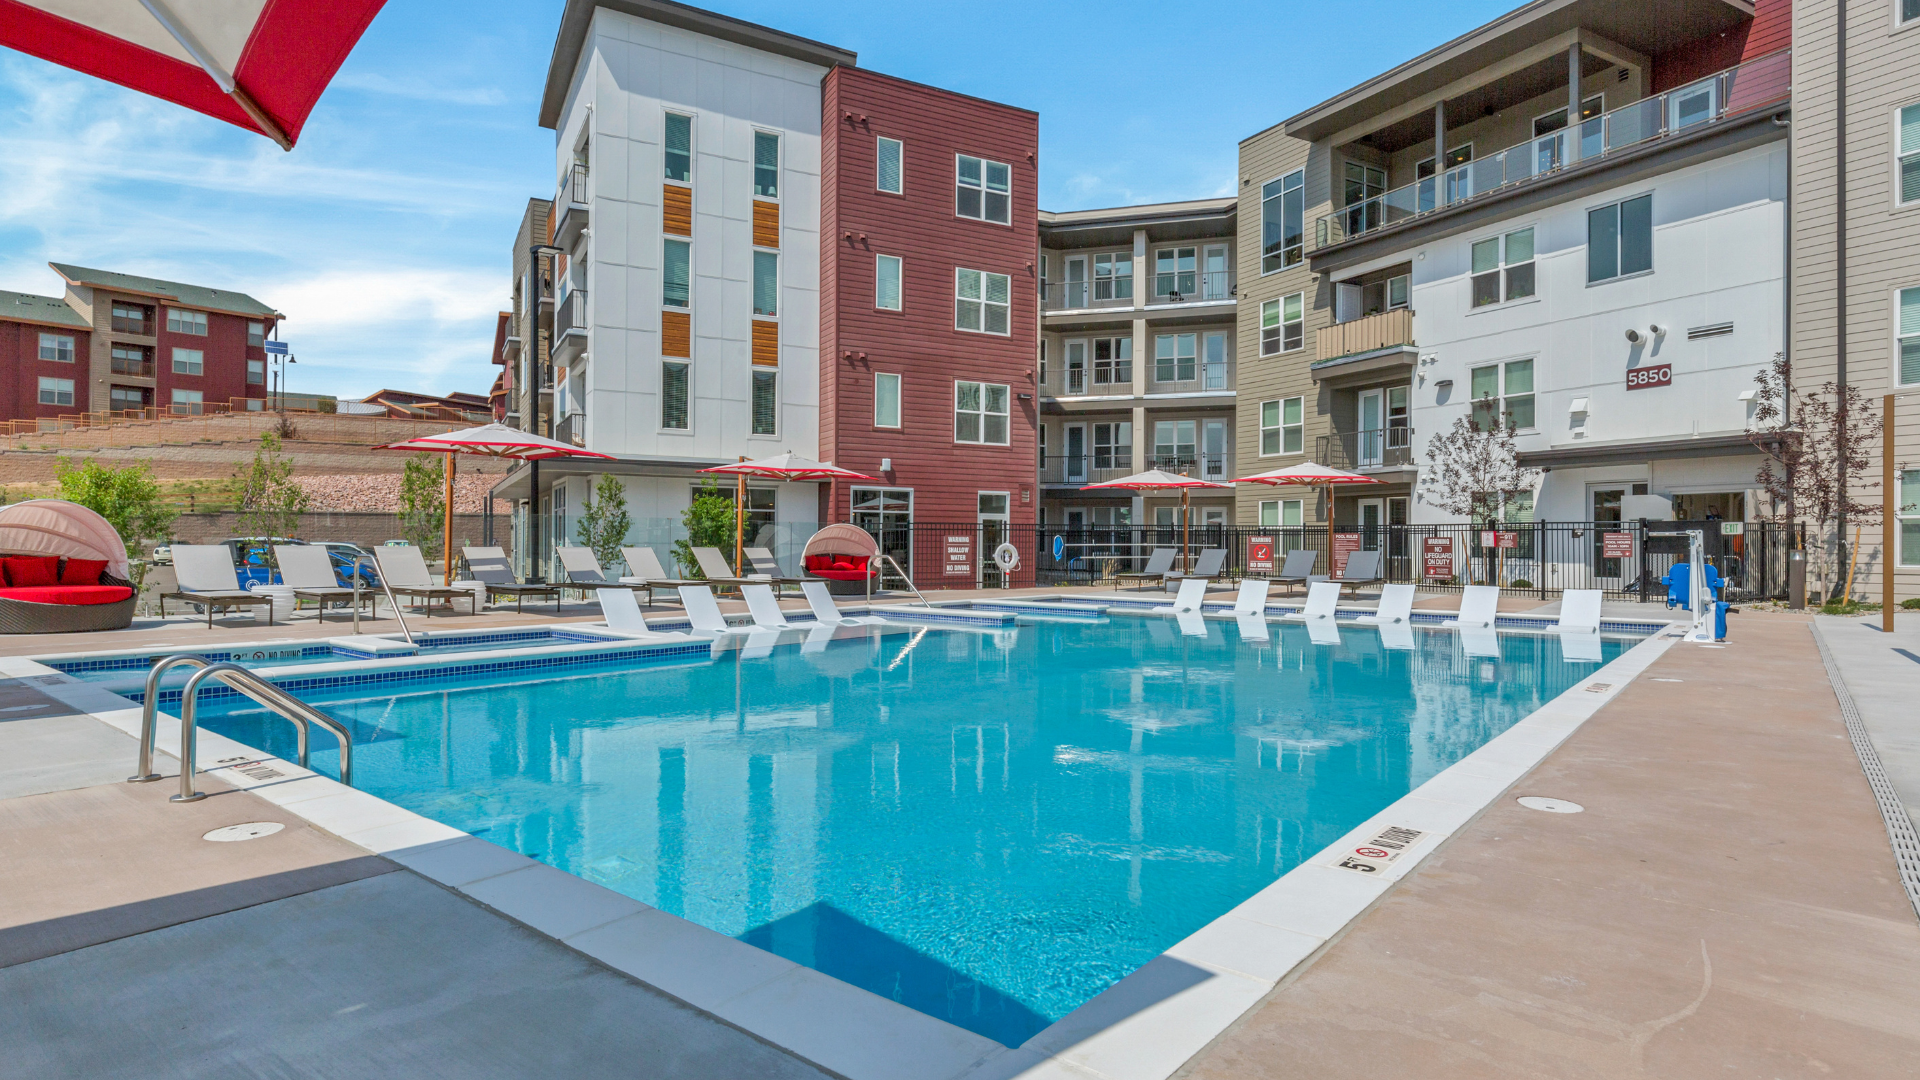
375, 423, 615, 585
2, 1, 388, 150
701, 453, 875, 578
1082, 468, 1232, 572
1234, 462, 1384, 571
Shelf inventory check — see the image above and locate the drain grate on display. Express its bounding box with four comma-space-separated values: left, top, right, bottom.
203, 822, 285, 842
1812, 625, 1920, 920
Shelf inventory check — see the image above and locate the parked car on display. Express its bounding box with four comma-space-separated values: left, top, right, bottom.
382, 539, 411, 547
150, 544, 172, 565
218, 537, 378, 590
315, 541, 375, 564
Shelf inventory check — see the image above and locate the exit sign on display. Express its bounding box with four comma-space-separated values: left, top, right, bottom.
1625, 363, 1672, 390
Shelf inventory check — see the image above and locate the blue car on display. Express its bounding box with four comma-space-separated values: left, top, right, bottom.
224, 539, 380, 590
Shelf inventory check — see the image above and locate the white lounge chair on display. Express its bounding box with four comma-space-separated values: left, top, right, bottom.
1231, 578, 1271, 616
373, 546, 476, 616
691, 547, 757, 591
1150, 578, 1208, 615
159, 545, 276, 627
275, 545, 367, 623
800, 580, 885, 625
1279, 580, 1341, 622
595, 586, 687, 639
1443, 585, 1501, 629
1354, 583, 1416, 625
1555, 590, 1603, 634
740, 583, 796, 630
678, 585, 750, 634
618, 546, 700, 604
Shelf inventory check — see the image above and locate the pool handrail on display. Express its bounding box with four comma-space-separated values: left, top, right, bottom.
129, 654, 353, 801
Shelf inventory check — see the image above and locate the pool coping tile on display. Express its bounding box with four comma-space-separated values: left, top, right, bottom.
459, 863, 651, 941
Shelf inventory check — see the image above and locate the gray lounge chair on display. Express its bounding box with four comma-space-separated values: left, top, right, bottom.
159, 545, 275, 627
1271, 549, 1318, 594
745, 546, 806, 592
617, 546, 700, 606
691, 547, 758, 593
462, 546, 560, 613
1114, 547, 1177, 590
275, 544, 367, 623
556, 546, 641, 600
1329, 548, 1384, 591
1165, 548, 1228, 587
373, 546, 475, 616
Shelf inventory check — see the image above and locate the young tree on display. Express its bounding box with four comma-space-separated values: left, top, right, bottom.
54, 458, 177, 587
1749, 351, 1884, 599
674, 478, 735, 577
1418, 414, 1539, 585
576, 473, 632, 573
234, 432, 311, 556
396, 455, 446, 559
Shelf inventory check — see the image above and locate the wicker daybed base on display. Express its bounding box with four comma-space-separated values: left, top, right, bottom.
0, 572, 137, 634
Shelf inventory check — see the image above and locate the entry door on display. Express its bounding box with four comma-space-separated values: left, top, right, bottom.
1203, 421, 1228, 478
1064, 424, 1087, 482
1357, 389, 1384, 466
1358, 498, 1384, 551
1592, 487, 1625, 578
1064, 256, 1088, 308
979, 492, 1010, 586
1202, 244, 1229, 299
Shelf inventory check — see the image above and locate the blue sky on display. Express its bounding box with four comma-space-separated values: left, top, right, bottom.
0, 0, 1514, 401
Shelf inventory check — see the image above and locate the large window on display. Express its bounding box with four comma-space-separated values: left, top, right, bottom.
1588, 193, 1653, 283
1471, 227, 1536, 307
166, 308, 207, 335
1153, 420, 1196, 471
111, 343, 150, 375
171, 388, 203, 415
753, 251, 778, 316
753, 131, 779, 198
1901, 103, 1920, 206
1093, 337, 1131, 384
248, 321, 265, 347
664, 112, 692, 182
877, 137, 903, 194
1094, 421, 1132, 470
663, 239, 691, 307
1154, 333, 1196, 382
248, 359, 264, 385
1901, 286, 1920, 386
874, 372, 901, 428
876, 254, 902, 311
109, 387, 144, 413
1261, 170, 1304, 273
955, 268, 1010, 334
37, 377, 74, 407
956, 155, 1011, 224
1260, 293, 1304, 355
661, 361, 690, 430
1154, 247, 1196, 299
171, 347, 204, 375
1470, 359, 1535, 431
1906, 0, 1920, 25
1260, 499, 1304, 529
111, 302, 150, 334
1261, 396, 1303, 455
1094, 253, 1132, 301
37, 333, 73, 362
751, 369, 777, 435
1901, 469, 1920, 566
954, 381, 1010, 445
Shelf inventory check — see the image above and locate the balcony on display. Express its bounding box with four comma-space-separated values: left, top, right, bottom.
1317, 428, 1415, 473
1148, 270, 1234, 306
109, 355, 155, 378
555, 413, 583, 448
1041, 279, 1136, 313
1148, 453, 1230, 481
1041, 271, 1236, 313
1313, 49, 1790, 250
554, 163, 589, 247
1316, 308, 1413, 362
1040, 454, 1138, 487
553, 288, 588, 362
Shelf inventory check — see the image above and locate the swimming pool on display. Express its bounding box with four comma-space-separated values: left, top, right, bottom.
192, 616, 1631, 1046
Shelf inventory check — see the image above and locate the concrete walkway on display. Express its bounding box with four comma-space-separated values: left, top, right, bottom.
1812, 612, 1920, 834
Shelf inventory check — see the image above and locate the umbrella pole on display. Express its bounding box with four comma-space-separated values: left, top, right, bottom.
1182, 488, 1191, 573
444, 454, 456, 585
1324, 483, 1334, 576
735, 462, 746, 577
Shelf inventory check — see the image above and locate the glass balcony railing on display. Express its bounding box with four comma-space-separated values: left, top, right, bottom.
1315, 49, 1790, 249
1041, 270, 1235, 310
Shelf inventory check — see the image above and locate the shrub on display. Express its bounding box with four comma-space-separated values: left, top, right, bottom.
1509, 579, 1533, 589
673, 479, 735, 577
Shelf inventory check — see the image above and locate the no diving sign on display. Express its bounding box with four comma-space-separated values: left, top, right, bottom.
1331, 825, 1428, 874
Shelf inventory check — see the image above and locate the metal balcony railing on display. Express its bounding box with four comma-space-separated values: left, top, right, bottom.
1148, 452, 1230, 479
1151, 270, 1235, 304
555, 288, 588, 341
1040, 453, 1137, 485
1318, 427, 1414, 470
555, 413, 582, 447
110, 356, 155, 378
559, 162, 589, 206
1041, 279, 1137, 312
1315, 49, 1790, 249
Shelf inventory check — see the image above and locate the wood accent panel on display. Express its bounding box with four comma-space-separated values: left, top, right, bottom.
1314, 307, 1413, 362
752, 320, 779, 366
663, 185, 692, 237
752, 200, 780, 248
661, 310, 690, 358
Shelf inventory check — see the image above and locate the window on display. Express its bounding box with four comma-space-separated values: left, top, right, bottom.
1094, 422, 1132, 470
1153, 420, 1196, 470
247, 321, 265, 347
1154, 247, 1197, 299
248, 359, 265, 385
1260, 293, 1304, 354
171, 348, 204, 375
1094, 253, 1132, 301
877, 136, 903, 194
110, 302, 150, 334
37, 377, 74, 407
876, 254, 902, 310
1534, 95, 1604, 136
1470, 359, 1536, 431
1261, 170, 1305, 272
1038, 422, 1047, 467
1261, 396, 1303, 455
1038, 339, 1047, 384
1588, 193, 1653, 283
661, 361, 689, 429
1900, 103, 1920, 206
751, 131, 780, 198
1470, 227, 1536, 307
956, 155, 1011, 224
664, 112, 692, 182
1065, 340, 1086, 393
753, 251, 778, 317
751, 369, 777, 435
166, 308, 207, 335
1154, 333, 1196, 382
1901, 469, 1920, 567
955, 381, 1010, 444
171, 388, 203, 415
111, 343, 149, 375
663, 239, 691, 307
1204, 333, 1229, 389
955, 268, 1010, 334
1093, 337, 1131, 384
1203, 421, 1228, 478
1900, 286, 1920, 385
1907, 0, 1920, 25
1259, 499, 1304, 529
874, 372, 901, 427
109, 386, 144, 413
37, 333, 73, 362
1356, 274, 1411, 315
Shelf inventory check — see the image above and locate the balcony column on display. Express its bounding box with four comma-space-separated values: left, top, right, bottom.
1131, 229, 1147, 314
1433, 100, 1445, 164
1566, 42, 1583, 164
1131, 315, 1149, 481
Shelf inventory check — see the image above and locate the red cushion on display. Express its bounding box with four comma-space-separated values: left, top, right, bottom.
0, 585, 134, 606
2, 557, 60, 587
60, 558, 108, 586
832, 559, 856, 570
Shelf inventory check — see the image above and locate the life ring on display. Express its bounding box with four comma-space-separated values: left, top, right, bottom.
992, 542, 1020, 571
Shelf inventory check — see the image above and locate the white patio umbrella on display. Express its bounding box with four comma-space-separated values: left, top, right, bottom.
1082, 469, 1233, 571
1234, 461, 1385, 567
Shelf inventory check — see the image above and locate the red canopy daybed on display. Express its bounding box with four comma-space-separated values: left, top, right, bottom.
0, 500, 136, 633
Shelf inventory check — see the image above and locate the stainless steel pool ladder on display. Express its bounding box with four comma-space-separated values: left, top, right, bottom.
128, 654, 354, 803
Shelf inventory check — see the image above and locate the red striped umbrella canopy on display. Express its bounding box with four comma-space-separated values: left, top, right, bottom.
1234, 461, 1384, 560
1, 0, 388, 150
700, 452, 876, 482
373, 423, 615, 461
1083, 470, 1231, 571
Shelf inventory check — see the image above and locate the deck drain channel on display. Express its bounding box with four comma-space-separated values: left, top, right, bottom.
1811, 625, 1920, 920
204, 822, 285, 842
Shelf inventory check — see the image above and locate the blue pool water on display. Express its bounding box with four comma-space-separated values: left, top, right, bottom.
53, 628, 613, 685
194, 617, 1629, 1046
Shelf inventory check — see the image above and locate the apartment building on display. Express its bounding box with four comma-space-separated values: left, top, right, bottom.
1792, 0, 1920, 603
1237, 0, 1791, 569
502, 198, 556, 435
1037, 200, 1239, 537
0, 264, 276, 424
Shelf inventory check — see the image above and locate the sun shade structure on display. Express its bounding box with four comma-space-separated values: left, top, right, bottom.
701, 453, 876, 582
1234, 461, 1385, 563
0, 499, 130, 578
0, 0, 388, 150
375, 424, 616, 585
1082, 469, 1233, 572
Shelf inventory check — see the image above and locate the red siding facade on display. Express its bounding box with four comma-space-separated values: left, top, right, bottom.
1650, 0, 1790, 93
0, 307, 91, 421
819, 67, 1040, 526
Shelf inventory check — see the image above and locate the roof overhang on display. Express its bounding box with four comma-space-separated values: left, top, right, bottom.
1517, 431, 1760, 469
1310, 345, 1419, 386
1039, 200, 1236, 249
491, 454, 825, 500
